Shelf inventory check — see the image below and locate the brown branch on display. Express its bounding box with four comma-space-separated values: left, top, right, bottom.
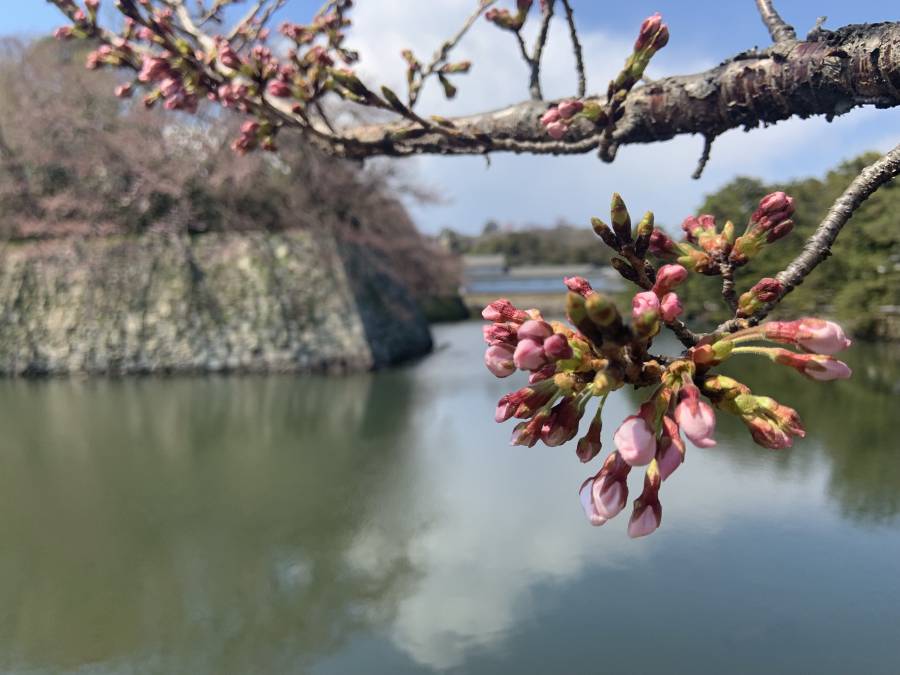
560, 0, 586, 97
716, 142, 900, 333
720, 262, 738, 312
755, 0, 797, 43
691, 134, 714, 180
528, 0, 555, 100
330, 21, 900, 159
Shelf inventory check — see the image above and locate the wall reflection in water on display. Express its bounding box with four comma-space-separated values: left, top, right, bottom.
0, 323, 896, 674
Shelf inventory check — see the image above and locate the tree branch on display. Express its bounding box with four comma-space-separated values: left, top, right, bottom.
560, 0, 586, 97
329, 21, 900, 159
716, 142, 900, 333
755, 0, 797, 43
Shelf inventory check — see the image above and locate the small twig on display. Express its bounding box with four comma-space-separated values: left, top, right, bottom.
560, 0, 586, 97
528, 0, 555, 100
691, 134, 715, 179
408, 0, 494, 107
720, 262, 737, 312
755, 0, 797, 43
716, 142, 900, 333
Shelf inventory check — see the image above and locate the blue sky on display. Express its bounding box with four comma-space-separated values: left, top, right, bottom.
7, 1, 900, 233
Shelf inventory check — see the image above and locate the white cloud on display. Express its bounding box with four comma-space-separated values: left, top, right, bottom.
344, 1, 900, 234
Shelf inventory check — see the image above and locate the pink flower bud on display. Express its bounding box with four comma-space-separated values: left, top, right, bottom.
543, 333, 573, 361
652, 264, 688, 296
656, 417, 685, 481
613, 415, 657, 466
483, 322, 518, 347
579, 478, 608, 527
755, 191, 795, 220
484, 344, 516, 378
541, 398, 583, 447
563, 276, 593, 297
634, 12, 668, 52
631, 291, 660, 329
649, 229, 678, 259
773, 350, 852, 381
659, 292, 683, 322
540, 107, 561, 125
576, 416, 602, 463
673, 385, 716, 448
482, 298, 528, 324
114, 83, 133, 98
557, 99, 584, 119
545, 121, 566, 140
54, 26, 74, 40
681, 214, 716, 243
517, 319, 553, 343
267, 79, 291, 97
628, 502, 661, 538
513, 338, 547, 371
528, 363, 556, 383
765, 318, 851, 355
495, 394, 517, 422
592, 475, 628, 519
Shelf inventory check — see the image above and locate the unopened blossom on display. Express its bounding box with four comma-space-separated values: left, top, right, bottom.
634, 12, 669, 53
541, 398, 583, 447
513, 338, 547, 371
674, 384, 716, 448
563, 276, 593, 297
484, 344, 516, 378
545, 121, 566, 139
614, 414, 656, 466
557, 99, 584, 119
737, 277, 783, 317
483, 321, 518, 347
652, 264, 687, 296
659, 292, 683, 322
540, 107, 560, 126
656, 416, 686, 481
764, 318, 851, 355
771, 350, 852, 381
267, 79, 291, 97
543, 333, 573, 361
482, 298, 529, 324
576, 415, 602, 463
627, 461, 662, 538
517, 319, 553, 342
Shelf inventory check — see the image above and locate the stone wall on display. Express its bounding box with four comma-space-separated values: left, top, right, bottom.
0, 231, 433, 375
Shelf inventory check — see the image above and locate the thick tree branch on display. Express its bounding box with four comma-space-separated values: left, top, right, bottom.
331, 22, 900, 159
716, 142, 900, 333
755, 0, 797, 43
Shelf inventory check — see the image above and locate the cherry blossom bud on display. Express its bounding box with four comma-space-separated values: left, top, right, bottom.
579, 478, 607, 526
652, 264, 688, 296
659, 292, 683, 322
772, 350, 852, 381
649, 229, 678, 259
541, 398, 583, 447
267, 79, 291, 97
513, 338, 547, 371
563, 276, 593, 297
681, 214, 716, 243
484, 344, 516, 378
656, 416, 685, 481
576, 415, 602, 463
495, 394, 517, 422
628, 461, 662, 538
543, 333, 573, 361
631, 291, 660, 336
540, 107, 560, 125
634, 12, 668, 53
54, 26, 74, 40
614, 414, 657, 466
674, 385, 716, 448
545, 120, 566, 139
764, 318, 852, 355
610, 193, 632, 244
114, 83, 133, 98
557, 99, 584, 119
528, 363, 556, 383
217, 40, 242, 69
483, 322, 519, 347
482, 298, 529, 323
737, 277, 783, 317
517, 319, 553, 343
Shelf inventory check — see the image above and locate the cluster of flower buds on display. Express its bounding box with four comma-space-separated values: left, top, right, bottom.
482, 188, 854, 539
730, 192, 795, 265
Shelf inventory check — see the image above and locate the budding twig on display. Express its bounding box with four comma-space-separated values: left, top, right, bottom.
754, 0, 797, 43
528, 0, 556, 100
716, 142, 900, 333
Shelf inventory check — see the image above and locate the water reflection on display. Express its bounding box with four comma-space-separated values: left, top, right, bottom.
0, 373, 427, 673
0, 324, 897, 674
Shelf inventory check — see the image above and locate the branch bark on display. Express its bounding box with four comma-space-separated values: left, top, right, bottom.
333, 22, 900, 159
